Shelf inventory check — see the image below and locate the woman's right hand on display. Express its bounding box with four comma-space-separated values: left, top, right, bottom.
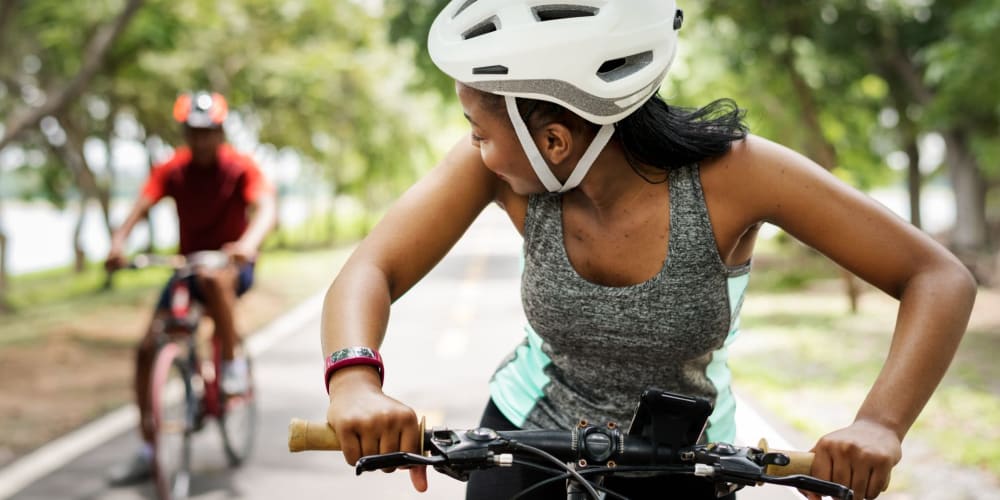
326, 366, 428, 492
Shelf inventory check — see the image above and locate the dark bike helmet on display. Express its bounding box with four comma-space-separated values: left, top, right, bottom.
173, 91, 228, 129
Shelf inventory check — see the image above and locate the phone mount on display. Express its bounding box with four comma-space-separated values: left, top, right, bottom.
626, 388, 713, 452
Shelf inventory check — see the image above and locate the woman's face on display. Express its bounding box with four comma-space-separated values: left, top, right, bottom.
456, 82, 547, 195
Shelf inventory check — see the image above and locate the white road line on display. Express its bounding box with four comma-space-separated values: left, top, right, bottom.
734, 393, 798, 450
0, 406, 138, 500
734, 393, 808, 500
0, 289, 327, 500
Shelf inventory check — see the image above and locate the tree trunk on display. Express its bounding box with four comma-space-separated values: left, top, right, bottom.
46, 116, 114, 274
0, 231, 7, 313
73, 196, 89, 273
943, 129, 988, 255
0, 172, 10, 313
905, 138, 923, 229
60, 116, 113, 235
0, 0, 145, 152
0, 0, 17, 60
0, 192, 8, 313
778, 49, 859, 313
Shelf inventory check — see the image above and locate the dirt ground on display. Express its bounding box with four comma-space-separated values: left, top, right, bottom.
0, 278, 306, 469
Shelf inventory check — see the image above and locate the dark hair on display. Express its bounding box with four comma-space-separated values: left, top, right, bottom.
485, 92, 748, 178
616, 95, 748, 171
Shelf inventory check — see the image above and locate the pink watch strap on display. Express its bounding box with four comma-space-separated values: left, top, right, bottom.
325, 347, 384, 392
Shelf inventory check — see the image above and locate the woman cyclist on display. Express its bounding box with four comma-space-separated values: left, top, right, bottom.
320, 2, 976, 499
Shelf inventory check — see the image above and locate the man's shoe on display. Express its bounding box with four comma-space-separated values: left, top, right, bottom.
107, 450, 153, 486
220, 357, 250, 395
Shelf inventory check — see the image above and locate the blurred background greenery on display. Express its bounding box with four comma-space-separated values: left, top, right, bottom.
1, 0, 999, 494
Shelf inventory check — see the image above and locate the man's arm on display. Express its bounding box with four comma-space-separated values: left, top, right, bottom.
226, 188, 277, 263
106, 195, 156, 268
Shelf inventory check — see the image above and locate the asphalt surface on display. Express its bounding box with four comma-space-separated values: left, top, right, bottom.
5, 205, 800, 500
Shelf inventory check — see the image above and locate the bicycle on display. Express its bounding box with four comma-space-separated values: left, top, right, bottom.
287, 388, 854, 500
124, 251, 258, 499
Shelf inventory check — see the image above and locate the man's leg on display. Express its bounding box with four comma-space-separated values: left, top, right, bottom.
195, 265, 252, 395
195, 266, 240, 361
108, 310, 167, 485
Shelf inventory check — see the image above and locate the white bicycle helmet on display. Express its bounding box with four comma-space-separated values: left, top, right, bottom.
428, 0, 684, 125
428, 0, 684, 192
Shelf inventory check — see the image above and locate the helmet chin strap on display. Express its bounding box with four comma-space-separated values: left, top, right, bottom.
505, 96, 615, 193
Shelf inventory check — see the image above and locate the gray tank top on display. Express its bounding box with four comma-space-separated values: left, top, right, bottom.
488, 164, 751, 441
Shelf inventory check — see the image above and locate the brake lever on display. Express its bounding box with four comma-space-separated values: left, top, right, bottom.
761, 474, 854, 500
355, 452, 445, 475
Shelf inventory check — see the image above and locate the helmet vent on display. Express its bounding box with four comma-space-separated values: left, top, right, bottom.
473, 65, 509, 75
462, 16, 500, 39
597, 51, 653, 82
453, 0, 478, 18
532, 5, 599, 22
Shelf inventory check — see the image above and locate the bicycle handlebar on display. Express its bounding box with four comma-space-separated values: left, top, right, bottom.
288, 419, 811, 472
123, 251, 232, 276
287, 418, 853, 500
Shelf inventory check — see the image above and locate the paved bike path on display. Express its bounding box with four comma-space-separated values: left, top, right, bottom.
2, 206, 801, 499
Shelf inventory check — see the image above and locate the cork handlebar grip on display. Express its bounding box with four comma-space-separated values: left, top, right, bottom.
288, 418, 341, 452
758, 438, 814, 476
288, 417, 426, 453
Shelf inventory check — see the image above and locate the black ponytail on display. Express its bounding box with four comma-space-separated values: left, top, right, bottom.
616, 95, 748, 171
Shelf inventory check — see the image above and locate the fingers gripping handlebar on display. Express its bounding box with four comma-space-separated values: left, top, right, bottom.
287, 417, 854, 500
288, 417, 427, 454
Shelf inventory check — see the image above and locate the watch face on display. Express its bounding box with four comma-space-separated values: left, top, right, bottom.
329, 347, 377, 364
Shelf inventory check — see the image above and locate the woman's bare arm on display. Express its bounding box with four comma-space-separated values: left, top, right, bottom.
720, 135, 976, 498
320, 138, 501, 491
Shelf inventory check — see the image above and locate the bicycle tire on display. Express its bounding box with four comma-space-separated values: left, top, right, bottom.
150, 342, 193, 500
219, 356, 257, 466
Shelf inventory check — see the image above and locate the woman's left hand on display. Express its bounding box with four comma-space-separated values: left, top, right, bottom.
806, 419, 901, 499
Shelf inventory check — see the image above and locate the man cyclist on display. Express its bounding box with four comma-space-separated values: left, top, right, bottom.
105, 90, 277, 484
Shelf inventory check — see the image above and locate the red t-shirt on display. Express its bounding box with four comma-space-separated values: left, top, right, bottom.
141, 144, 274, 255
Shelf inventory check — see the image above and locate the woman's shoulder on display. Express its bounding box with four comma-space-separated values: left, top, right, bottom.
697, 133, 841, 229
699, 134, 828, 193
701, 134, 797, 172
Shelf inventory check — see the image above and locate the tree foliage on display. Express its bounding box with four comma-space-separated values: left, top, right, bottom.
0, 0, 446, 301
1, 0, 442, 217
696, 1, 999, 257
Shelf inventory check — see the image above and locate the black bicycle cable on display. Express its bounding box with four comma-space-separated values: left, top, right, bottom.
512, 463, 703, 500
510, 443, 602, 499
511, 469, 629, 500
509, 458, 630, 500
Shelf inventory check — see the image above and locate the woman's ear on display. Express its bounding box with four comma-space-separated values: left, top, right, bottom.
536, 123, 574, 166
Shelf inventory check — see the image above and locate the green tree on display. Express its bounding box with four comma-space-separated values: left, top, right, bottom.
0, 0, 446, 304
699, 1, 998, 266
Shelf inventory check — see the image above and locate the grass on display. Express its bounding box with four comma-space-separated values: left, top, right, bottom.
0, 245, 352, 343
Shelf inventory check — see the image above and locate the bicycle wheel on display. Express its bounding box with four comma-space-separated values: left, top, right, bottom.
150, 342, 193, 500
219, 356, 257, 466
